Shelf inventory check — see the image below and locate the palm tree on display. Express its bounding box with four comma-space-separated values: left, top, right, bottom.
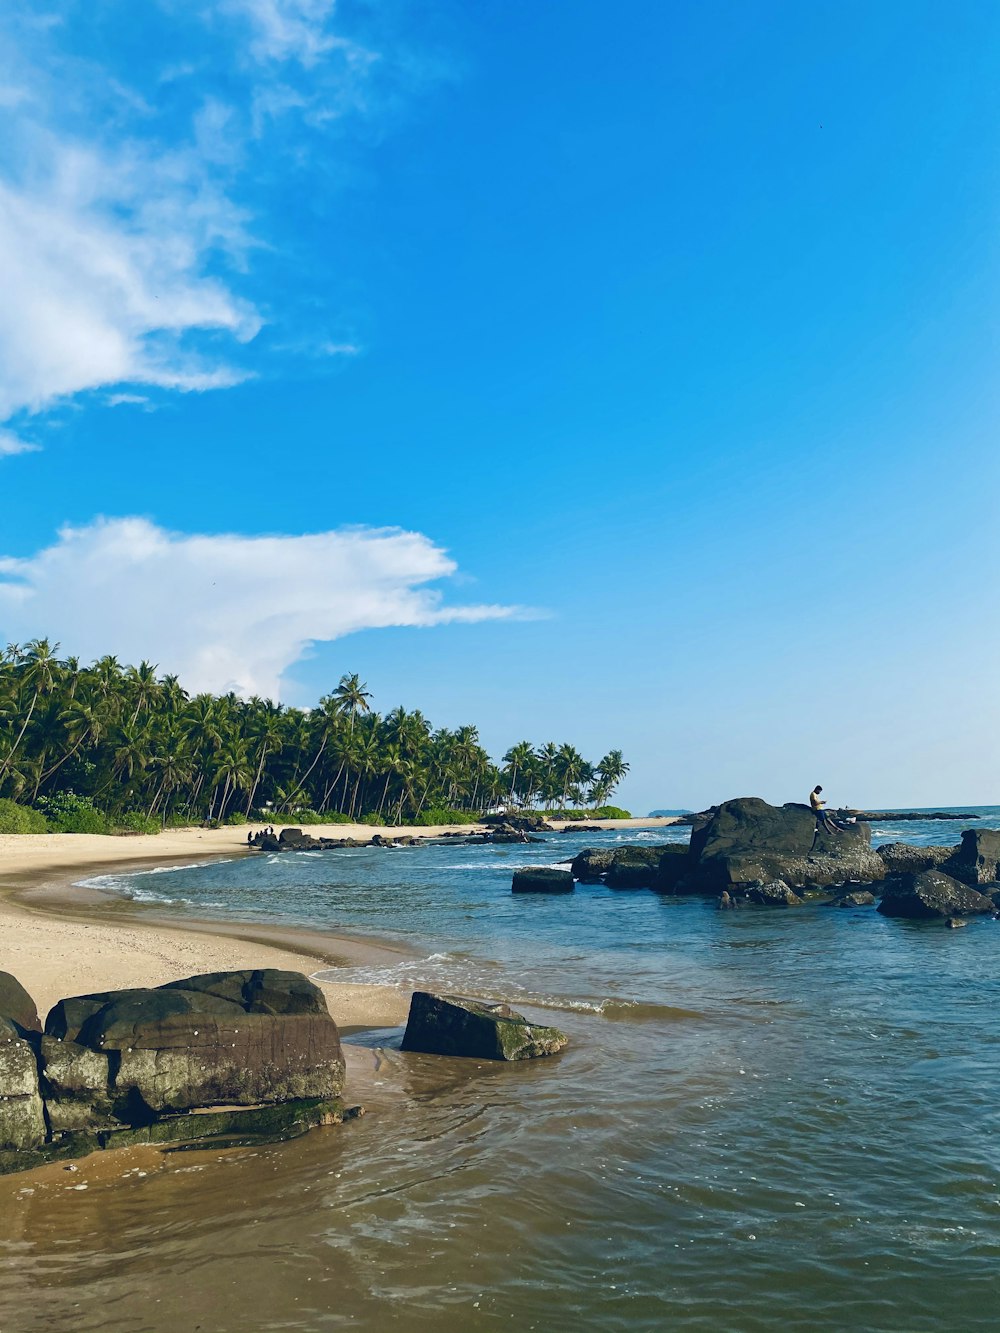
0, 638, 63, 781
332, 673, 372, 736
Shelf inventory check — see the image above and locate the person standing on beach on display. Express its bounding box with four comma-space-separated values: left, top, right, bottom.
810, 785, 842, 838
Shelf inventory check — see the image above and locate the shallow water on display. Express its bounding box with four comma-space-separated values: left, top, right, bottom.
2, 810, 999, 1331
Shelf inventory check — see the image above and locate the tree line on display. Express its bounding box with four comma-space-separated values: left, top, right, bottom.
0, 639, 630, 828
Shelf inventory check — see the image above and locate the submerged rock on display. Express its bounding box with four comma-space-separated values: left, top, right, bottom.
511, 868, 574, 894
877, 871, 995, 921
570, 848, 614, 882
401, 992, 568, 1061
744, 880, 804, 907
835, 890, 877, 908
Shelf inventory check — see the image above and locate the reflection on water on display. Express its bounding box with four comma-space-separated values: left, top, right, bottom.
2, 812, 1000, 1331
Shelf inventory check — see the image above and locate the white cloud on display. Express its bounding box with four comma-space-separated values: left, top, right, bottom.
0, 2, 391, 448
0, 517, 523, 698
0, 429, 39, 456
223, 0, 342, 66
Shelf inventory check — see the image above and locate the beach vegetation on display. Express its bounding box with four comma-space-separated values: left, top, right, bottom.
0, 798, 49, 834
0, 643, 628, 829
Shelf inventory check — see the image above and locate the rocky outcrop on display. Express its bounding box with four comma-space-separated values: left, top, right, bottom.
687, 798, 883, 890
570, 848, 615, 882
0, 1018, 46, 1151
44, 969, 344, 1119
651, 846, 694, 893
877, 843, 956, 876
605, 846, 675, 889
512, 868, 574, 894
1, 969, 350, 1173
877, 870, 996, 921
837, 890, 877, 907
745, 880, 804, 907
401, 992, 568, 1061
941, 830, 1000, 887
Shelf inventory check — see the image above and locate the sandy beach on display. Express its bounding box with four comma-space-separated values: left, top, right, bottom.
0, 817, 677, 1023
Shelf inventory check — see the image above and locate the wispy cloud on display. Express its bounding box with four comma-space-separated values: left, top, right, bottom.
0, 517, 526, 698
0, 429, 40, 457
0, 2, 413, 453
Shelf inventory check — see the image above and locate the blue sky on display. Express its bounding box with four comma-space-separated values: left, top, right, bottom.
0, 0, 997, 811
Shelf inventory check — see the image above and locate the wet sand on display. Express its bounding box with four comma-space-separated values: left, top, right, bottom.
0, 816, 678, 1021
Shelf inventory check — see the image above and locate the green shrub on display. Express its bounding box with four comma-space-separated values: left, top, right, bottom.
413, 807, 482, 826
0, 799, 49, 834
358, 812, 386, 826
36, 792, 112, 834
225, 812, 247, 826
114, 811, 162, 835
593, 805, 632, 820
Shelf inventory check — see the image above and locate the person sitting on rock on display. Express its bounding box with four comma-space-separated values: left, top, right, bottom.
810, 785, 842, 840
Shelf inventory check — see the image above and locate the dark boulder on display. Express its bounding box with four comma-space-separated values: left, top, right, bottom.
744, 880, 804, 907
942, 830, 1000, 887
278, 827, 317, 849
482, 813, 554, 833
835, 890, 877, 908
0, 972, 40, 1034
605, 845, 676, 889
43, 969, 344, 1117
0, 1016, 46, 1150
651, 845, 694, 894
687, 797, 882, 890
570, 848, 614, 882
877, 870, 995, 921
877, 843, 956, 876
512, 868, 574, 894
400, 992, 568, 1061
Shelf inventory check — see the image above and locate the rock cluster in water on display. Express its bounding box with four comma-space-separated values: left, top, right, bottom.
250, 814, 555, 854
401, 991, 568, 1061
539, 797, 1000, 923
0, 969, 349, 1174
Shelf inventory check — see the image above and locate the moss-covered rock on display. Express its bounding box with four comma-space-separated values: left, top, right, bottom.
0, 1017, 46, 1150
0, 972, 40, 1033
401, 991, 568, 1061
98, 1097, 346, 1149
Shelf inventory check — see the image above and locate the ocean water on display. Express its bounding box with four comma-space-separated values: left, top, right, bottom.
2, 809, 1000, 1332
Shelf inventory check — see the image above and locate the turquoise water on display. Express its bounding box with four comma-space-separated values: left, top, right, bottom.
3, 809, 1000, 1332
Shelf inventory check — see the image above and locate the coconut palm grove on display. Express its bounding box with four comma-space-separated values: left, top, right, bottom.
0, 640, 630, 833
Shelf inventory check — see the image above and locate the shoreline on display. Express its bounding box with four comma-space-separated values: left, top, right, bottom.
0, 816, 678, 1024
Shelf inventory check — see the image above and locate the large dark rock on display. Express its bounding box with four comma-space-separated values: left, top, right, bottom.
570, 847, 615, 881
687, 797, 882, 890
877, 870, 996, 921
651, 845, 694, 894
0, 972, 40, 1034
877, 843, 956, 876
43, 969, 344, 1117
401, 992, 568, 1061
39, 1036, 115, 1134
0, 1017, 46, 1150
942, 830, 1000, 887
512, 867, 574, 894
605, 845, 676, 889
